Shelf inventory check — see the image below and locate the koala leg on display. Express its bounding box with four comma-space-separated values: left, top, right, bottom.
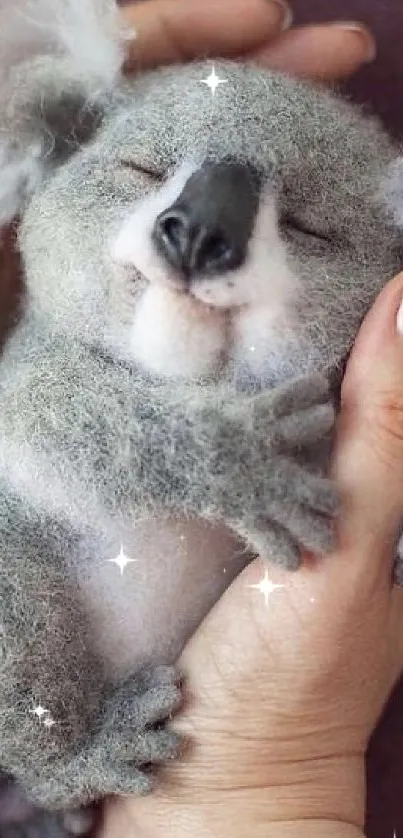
0, 489, 182, 812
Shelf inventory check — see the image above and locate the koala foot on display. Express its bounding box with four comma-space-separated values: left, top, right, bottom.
25, 666, 183, 811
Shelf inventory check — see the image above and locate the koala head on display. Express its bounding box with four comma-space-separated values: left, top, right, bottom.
2, 1, 402, 387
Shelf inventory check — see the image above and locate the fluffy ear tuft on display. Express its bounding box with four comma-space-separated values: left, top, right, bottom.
0, 0, 130, 225
0, 0, 128, 94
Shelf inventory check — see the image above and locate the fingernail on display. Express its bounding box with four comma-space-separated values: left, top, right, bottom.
266, 0, 293, 32
329, 22, 377, 63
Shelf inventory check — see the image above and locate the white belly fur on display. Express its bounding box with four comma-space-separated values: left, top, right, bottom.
72, 517, 250, 683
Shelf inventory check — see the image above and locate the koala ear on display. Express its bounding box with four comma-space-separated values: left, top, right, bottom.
0, 0, 130, 225
383, 156, 403, 227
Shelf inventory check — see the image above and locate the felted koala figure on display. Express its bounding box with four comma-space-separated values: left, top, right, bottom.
1, 0, 403, 836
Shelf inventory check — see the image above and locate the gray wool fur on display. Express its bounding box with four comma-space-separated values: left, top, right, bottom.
1, 1, 403, 836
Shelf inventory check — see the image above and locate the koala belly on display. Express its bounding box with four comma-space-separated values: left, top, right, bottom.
70, 517, 251, 683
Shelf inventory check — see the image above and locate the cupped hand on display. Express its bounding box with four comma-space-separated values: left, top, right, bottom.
100, 277, 403, 838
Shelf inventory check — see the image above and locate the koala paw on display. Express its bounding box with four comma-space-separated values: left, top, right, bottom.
95, 664, 183, 767
203, 374, 339, 567
26, 666, 183, 810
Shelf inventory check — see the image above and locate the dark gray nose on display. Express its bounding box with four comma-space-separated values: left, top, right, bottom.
152, 160, 261, 279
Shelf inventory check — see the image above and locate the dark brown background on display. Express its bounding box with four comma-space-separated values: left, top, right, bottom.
1, 2, 403, 834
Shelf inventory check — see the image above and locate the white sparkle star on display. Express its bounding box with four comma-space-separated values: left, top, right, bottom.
248, 570, 284, 607
32, 704, 49, 719
249, 346, 256, 352
43, 716, 56, 729
107, 544, 137, 575
200, 65, 228, 97
179, 535, 186, 542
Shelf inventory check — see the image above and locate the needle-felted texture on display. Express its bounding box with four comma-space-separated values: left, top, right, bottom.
1, 2, 403, 837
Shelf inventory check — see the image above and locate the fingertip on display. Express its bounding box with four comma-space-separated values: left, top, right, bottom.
250, 23, 376, 81
121, 0, 293, 71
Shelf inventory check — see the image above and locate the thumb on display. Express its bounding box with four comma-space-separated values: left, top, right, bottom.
334, 272, 403, 571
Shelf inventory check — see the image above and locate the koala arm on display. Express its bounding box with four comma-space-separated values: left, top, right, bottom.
125, 371, 339, 567
0, 481, 182, 811
4, 337, 338, 571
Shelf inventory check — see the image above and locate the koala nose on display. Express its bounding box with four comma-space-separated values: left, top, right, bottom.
152, 160, 261, 279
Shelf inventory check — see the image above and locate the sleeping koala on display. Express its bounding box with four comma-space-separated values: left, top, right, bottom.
1, 0, 403, 836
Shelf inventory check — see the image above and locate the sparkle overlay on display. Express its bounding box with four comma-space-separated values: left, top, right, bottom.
31, 705, 56, 728
248, 569, 284, 608
107, 544, 137, 575
200, 64, 228, 97
32, 705, 48, 719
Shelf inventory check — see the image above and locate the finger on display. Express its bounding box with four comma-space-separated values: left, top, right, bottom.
249, 518, 301, 569
274, 403, 335, 450
333, 273, 403, 578
254, 373, 330, 422
121, 0, 292, 71
268, 498, 335, 555
250, 23, 376, 81
271, 462, 339, 517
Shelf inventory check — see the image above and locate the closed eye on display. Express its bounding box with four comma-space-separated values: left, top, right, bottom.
281, 214, 330, 242
118, 159, 164, 181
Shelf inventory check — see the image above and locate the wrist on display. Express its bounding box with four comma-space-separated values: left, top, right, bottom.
100, 754, 366, 838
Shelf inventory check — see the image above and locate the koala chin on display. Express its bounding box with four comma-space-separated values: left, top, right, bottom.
0, 1, 403, 837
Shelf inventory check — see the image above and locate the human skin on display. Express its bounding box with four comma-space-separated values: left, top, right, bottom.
99, 273, 403, 837
121, 0, 376, 78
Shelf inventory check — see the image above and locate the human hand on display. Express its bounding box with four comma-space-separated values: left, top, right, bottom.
100, 274, 403, 838
121, 0, 376, 80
